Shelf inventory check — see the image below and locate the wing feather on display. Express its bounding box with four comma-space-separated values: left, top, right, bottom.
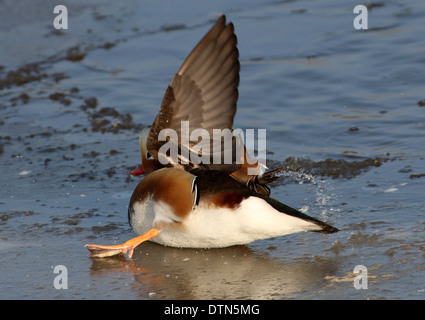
147, 15, 240, 172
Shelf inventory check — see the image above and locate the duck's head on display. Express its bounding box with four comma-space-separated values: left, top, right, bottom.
130, 126, 162, 176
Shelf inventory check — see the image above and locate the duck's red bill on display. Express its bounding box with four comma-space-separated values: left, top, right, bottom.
130, 165, 145, 176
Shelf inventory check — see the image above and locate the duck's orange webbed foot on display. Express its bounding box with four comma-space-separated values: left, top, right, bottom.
85, 229, 160, 258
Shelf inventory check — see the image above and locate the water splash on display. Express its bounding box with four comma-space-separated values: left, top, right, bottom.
272, 161, 339, 218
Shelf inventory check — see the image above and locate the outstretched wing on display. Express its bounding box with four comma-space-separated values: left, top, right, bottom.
147, 15, 240, 173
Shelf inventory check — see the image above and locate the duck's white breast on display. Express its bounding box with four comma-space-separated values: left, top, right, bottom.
135, 196, 322, 248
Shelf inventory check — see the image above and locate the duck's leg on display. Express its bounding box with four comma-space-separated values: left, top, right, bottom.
85, 228, 160, 258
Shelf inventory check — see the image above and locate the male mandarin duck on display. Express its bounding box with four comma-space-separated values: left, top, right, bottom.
86, 167, 338, 258
129, 14, 285, 196
85, 15, 338, 258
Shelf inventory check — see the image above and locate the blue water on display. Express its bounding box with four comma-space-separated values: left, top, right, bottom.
1, 0, 425, 299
